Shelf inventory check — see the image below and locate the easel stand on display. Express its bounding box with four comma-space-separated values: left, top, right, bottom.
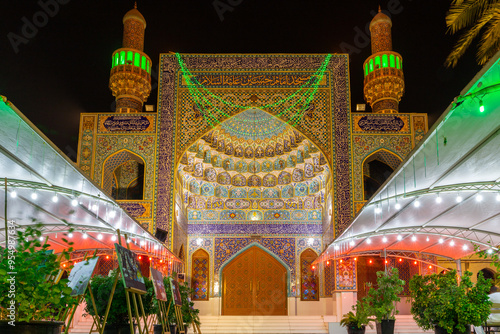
124, 287, 149, 334
174, 305, 185, 334
157, 300, 172, 334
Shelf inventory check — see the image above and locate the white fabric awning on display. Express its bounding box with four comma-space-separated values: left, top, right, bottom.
0, 96, 182, 267
316, 53, 500, 264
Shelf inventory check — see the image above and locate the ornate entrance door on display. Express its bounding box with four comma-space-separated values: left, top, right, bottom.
222, 246, 287, 315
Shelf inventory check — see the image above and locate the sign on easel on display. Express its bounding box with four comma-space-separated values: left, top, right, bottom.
115, 243, 146, 293
151, 268, 168, 301
169, 278, 185, 334
67, 257, 99, 296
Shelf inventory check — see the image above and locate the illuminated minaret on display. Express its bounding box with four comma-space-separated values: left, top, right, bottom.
109, 3, 152, 113
363, 7, 404, 113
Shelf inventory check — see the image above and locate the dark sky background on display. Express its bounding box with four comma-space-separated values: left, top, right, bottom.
0, 0, 481, 161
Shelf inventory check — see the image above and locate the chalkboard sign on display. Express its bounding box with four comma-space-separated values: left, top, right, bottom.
67, 257, 99, 296
115, 244, 146, 293
151, 268, 167, 301
169, 278, 183, 306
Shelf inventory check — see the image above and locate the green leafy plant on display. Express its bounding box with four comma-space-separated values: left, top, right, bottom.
340, 300, 373, 330
84, 271, 154, 327
0, 222, 78, 322
409, 270, 492, 334
363, 267, 405, 322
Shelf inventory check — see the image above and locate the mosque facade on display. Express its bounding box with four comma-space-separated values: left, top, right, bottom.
76, 6, 428, 315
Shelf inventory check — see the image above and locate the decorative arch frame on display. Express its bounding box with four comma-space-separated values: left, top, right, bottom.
300, 248, 319, 301
102, 149, 146, 199
361, 148, 402, 201
157, 54, 352, 246
217, 242, 292, 297
191, 248, 210, 300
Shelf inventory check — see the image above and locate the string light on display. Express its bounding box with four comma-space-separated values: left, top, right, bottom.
426, 236, 430, 242
438, 238, 444, 244
10, 191, 17, 198
382, 236, 388, 243
31, 191, 38, 200
414, 261, 418, 265
109, 210, 116, 218
456, 195, 463, 203
82, 233, 88, 239
487, 249, 494, 254
52, 194, 58, 203
479, 99, 485, 113
369, 259, 373, 264
349, 240, 355, 246
326, 260, 330, 265
411, 235, 417, 242
354, 257, 357, 261
450, 240, 455, 246
436, 195, 442, 204
68, 233, 73, 238
414, 200, 420, 208
97, 233, 103, 240
394, 202, 401, 210
496, 193, 500, 202
476, 194, 483, 202
397, 235, 402, 241
366, 238, 372, 244
462, 244, 468, 250
375, 207, 382, 214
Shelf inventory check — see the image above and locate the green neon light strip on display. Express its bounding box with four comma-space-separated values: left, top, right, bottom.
181, 64, 324, 136
176, 53, 331, 110
177, 53, 330, 135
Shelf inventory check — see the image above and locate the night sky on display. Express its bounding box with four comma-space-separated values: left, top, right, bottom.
0, 0, 482, 161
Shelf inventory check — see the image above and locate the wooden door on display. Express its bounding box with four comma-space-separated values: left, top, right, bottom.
222, 246, 287, 315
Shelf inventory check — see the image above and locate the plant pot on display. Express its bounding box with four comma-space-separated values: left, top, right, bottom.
435, 325, 471, 334
0, 321, 64, 334
376, 319, 395, 334
347, 325, 366, 334
103, 323, 136, 334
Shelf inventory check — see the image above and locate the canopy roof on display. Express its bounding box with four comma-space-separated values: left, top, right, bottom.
0, 96, 182, 267
316, 53, 500, 265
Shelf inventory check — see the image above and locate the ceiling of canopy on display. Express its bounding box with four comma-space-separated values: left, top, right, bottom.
177, 108, 330, 220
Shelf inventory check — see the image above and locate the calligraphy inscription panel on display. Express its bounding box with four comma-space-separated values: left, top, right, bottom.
352, 114, 409, 133
98, 114, 156, 133
183, 73, 329, 88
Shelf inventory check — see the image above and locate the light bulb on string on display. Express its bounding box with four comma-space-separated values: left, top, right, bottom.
479, 99, 485, 113
375, 206, 382, 214
111, 235, 117, 241
31, 191, 38, 200
462, 244, 468, 251
436, 195, 442, 204
10, 191, 17, 198
82, 233, 88, 239
487, 249, 494, 254
52, 194, 58, 203
382, 236, 388, 243
68, 233, 73, 238
438, 238, 444, 244
109, 210, 116, 218
71, 198, 78, 206
366, 238, 372, 244
496, 194, 500, 202
476, 193, 483, 202
394, 202, 401, 210
450, 240, 455, 246
411, 235, 417, 242
397, 235, 402, 241
456, 195, 462, 203
414, 200, 420, 208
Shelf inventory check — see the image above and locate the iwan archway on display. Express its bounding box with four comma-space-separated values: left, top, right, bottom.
221, 245, 287, 315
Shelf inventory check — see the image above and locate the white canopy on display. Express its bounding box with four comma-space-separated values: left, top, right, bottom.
316, 53, 500, 265
0, 96, 182, 268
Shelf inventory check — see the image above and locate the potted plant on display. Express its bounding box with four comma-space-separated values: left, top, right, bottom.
178, 280, 200, 332
85, 271, 154, 334
0, 223, 78, 334
363, 267, 405, 334
340, 300, 373, 334
409, 269, 492, 334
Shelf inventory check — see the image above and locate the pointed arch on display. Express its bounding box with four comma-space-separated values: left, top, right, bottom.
102, 149, 145, 200
218, 242, 291, 296
192, 248, 209, 300
362, 149, 402, 201
300, 248, 319, 301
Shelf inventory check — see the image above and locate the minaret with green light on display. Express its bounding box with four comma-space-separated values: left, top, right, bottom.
109, 3, 152, 113
363, 7, 405, 114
